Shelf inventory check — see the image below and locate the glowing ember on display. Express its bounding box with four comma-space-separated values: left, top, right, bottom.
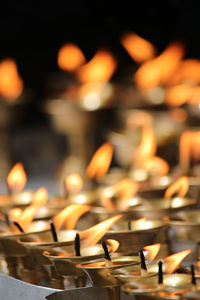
57, 43, 85, 72
32, 187, 48, 206
143, 243, 161, 262
86, 142, 113, 180
0, 59, 23, 100
77, 50, 117, 83
164, 176, 189, 199
7, 163, 27, 192
65, 173, 83, 194
165, 249, 191, 274
143, 156, 169, 177
120, 32, 156, 64
101, 178, 139, 211
81, 215, 122, 247
134, 42, 184, 91
53, 204, 90, 231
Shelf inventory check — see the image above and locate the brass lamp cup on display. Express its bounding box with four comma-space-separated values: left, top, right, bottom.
169, 210, 200, 242
127, 197, 196, 219
43, 244, 110, 277
122, 273, 193, 299
54, 189, 99, 207
105, 220, 167, 253
18, 229, 78, 266
77, 256, 140, 288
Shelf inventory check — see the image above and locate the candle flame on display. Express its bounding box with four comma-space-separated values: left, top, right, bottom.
165, 84, 191, 106
57, 43, 85, 72
65, 173, 83, 195
18, 205, 39, 230
101, 178, 139, 211
0, 59, 23, 101
168, 59, 200, 85
80, 215, 122, 247
106, 239, 120, 252
165, 249, 191, 274
179, 131, 200, 171
77, 50, 117, 83
120, 32, 156, 64
169, 108, 187, 123
142, 156, 169, 177
164, 176, 189, 199
53, 204, 90, 231
86, 142, 113, 180
32, 187, 48, 206
134, 218, 147, 227
127, 111, 153, 129
7, 162, 27, 192
143, 243, 161, 262
134, 42, 184, 91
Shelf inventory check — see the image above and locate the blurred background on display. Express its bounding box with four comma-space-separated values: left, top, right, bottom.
0, 1, 200, 191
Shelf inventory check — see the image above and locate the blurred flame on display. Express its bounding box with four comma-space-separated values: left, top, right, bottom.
133, 217, 147, 227
127, 111, 153, 129
7, 163, 27, 192
0, 59, 23, 100
165, 249, 191, 274
170, 108, 187, 123
106, 239, 120, 252
165, 84, 191, 106
8, 208, 23, 222
65, 173, 83, 194
143, 156, 169, 176
77, 50, 117, 83
81, 215, 122, 247
164, 176, 189, 199
120, 32, 155, 64
86, 142, 113, 180
18, 205, 38, 230
168, 59, 200, 85
143, 243, 161, 262
179, 131, 200, 171
135, 126, 157, 168
134, 42, 184, 90
57, 43, 85, 72
32, 187, 48, 206
101, 178, 139, 211
53, 204, 90, 231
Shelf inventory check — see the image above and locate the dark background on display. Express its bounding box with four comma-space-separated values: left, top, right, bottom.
1, 1, 200, 182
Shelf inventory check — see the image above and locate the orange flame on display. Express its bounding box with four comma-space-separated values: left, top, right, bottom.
169, 108, 187, 123
165, 84, 191, 106
65, 173, 83, 194
120, 32, 156, 64
18, 205, 39, 230
135, 127, 157, 168
7, 163, 27, 192
106, 239, 120, 252
77, 50, 117, 83
142, 156, 169, 176
8, 208, 23, 222
179, 131, 200, 171
81, 215, 122, 247
143, 243, 161, 261
164, 176, 189, 199
127, 111, 153, 129
53, 204, 90, 231
134, 218, 147, 227
167, 59, 200, 85
165, 249, 191, 274
86, 142, 113, 180
0, 59, 23, 100
57, 43, 85, 72
134, 42, 184, 91
101, 178, 139, 211
32, 187, 48, 206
